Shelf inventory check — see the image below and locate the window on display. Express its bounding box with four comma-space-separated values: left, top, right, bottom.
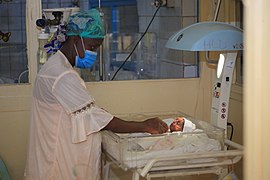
0, 0, 244, 85
86, 0, 200, 81
0, 0, 28, 84
40, 0, 200, 82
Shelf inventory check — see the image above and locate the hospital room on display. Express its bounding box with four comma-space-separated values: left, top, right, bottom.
0, 0, 269, 179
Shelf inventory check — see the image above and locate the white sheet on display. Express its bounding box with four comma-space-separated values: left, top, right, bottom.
105, 132, 221, 169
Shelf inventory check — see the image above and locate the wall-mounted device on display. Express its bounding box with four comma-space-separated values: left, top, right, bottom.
36, 11, 63, 29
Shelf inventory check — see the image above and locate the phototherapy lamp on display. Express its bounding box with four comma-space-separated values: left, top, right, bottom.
166, 21, 243, 133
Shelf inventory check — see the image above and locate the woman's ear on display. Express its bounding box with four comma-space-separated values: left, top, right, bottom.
71, 36, 79, 44
68, 36, 79, 42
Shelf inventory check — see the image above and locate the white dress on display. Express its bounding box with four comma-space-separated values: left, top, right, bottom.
24, 51, 113, 180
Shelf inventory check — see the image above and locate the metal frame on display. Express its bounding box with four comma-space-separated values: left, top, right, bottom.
103, 139, 243, 180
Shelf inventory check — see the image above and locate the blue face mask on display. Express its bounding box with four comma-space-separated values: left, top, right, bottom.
74, 38, 98, 69
75, 50, 97, 69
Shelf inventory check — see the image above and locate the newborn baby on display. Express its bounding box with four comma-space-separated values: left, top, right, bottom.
169, 117, 196, 132
170, 117, 185, 132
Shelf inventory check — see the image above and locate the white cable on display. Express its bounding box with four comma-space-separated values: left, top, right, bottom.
99, 0, 101, 9
18, 69, 29, 83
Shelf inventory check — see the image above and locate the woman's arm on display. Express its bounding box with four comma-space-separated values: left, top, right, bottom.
103, 116, 168, 134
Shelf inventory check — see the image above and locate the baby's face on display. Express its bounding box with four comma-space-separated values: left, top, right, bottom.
170, 117, 185, 132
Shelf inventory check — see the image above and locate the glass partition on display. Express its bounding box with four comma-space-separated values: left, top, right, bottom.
86, 0, 199, 81
103, 32, 158, 81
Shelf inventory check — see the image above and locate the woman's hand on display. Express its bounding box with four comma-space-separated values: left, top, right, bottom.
143, 117, 169, 134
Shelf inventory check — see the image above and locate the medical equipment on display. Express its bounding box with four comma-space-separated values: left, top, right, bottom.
35, 7, 80, 71
166, 21, 243, 133
165, 0, 243, 132
37, 30, 49, 71
40, 7, 80, 31
100, 3, 243, 179
102, 112, 243, 180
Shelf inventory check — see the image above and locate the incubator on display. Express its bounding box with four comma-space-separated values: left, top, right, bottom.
101, 112, 243, 180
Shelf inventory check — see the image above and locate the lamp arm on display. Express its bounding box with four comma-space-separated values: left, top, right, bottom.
213, 0, 222, 21
205, 51, 218, 65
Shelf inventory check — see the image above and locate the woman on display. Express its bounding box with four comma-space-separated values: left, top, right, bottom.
24, 9, 168, 180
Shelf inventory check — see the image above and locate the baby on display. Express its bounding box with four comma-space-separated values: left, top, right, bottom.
150, 117, 197, 151
169, 117, 196, 132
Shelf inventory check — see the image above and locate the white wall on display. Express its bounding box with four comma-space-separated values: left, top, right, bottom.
244, 0, 270, 179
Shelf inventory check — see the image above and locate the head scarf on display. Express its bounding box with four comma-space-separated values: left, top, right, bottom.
66, 9, 104, 38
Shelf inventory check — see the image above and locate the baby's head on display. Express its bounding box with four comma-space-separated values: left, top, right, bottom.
169, 117, 196, 132
170, 117, 185, 132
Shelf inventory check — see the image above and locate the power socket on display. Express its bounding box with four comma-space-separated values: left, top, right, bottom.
152, 0, 175, 8
153, 0, 167, 7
